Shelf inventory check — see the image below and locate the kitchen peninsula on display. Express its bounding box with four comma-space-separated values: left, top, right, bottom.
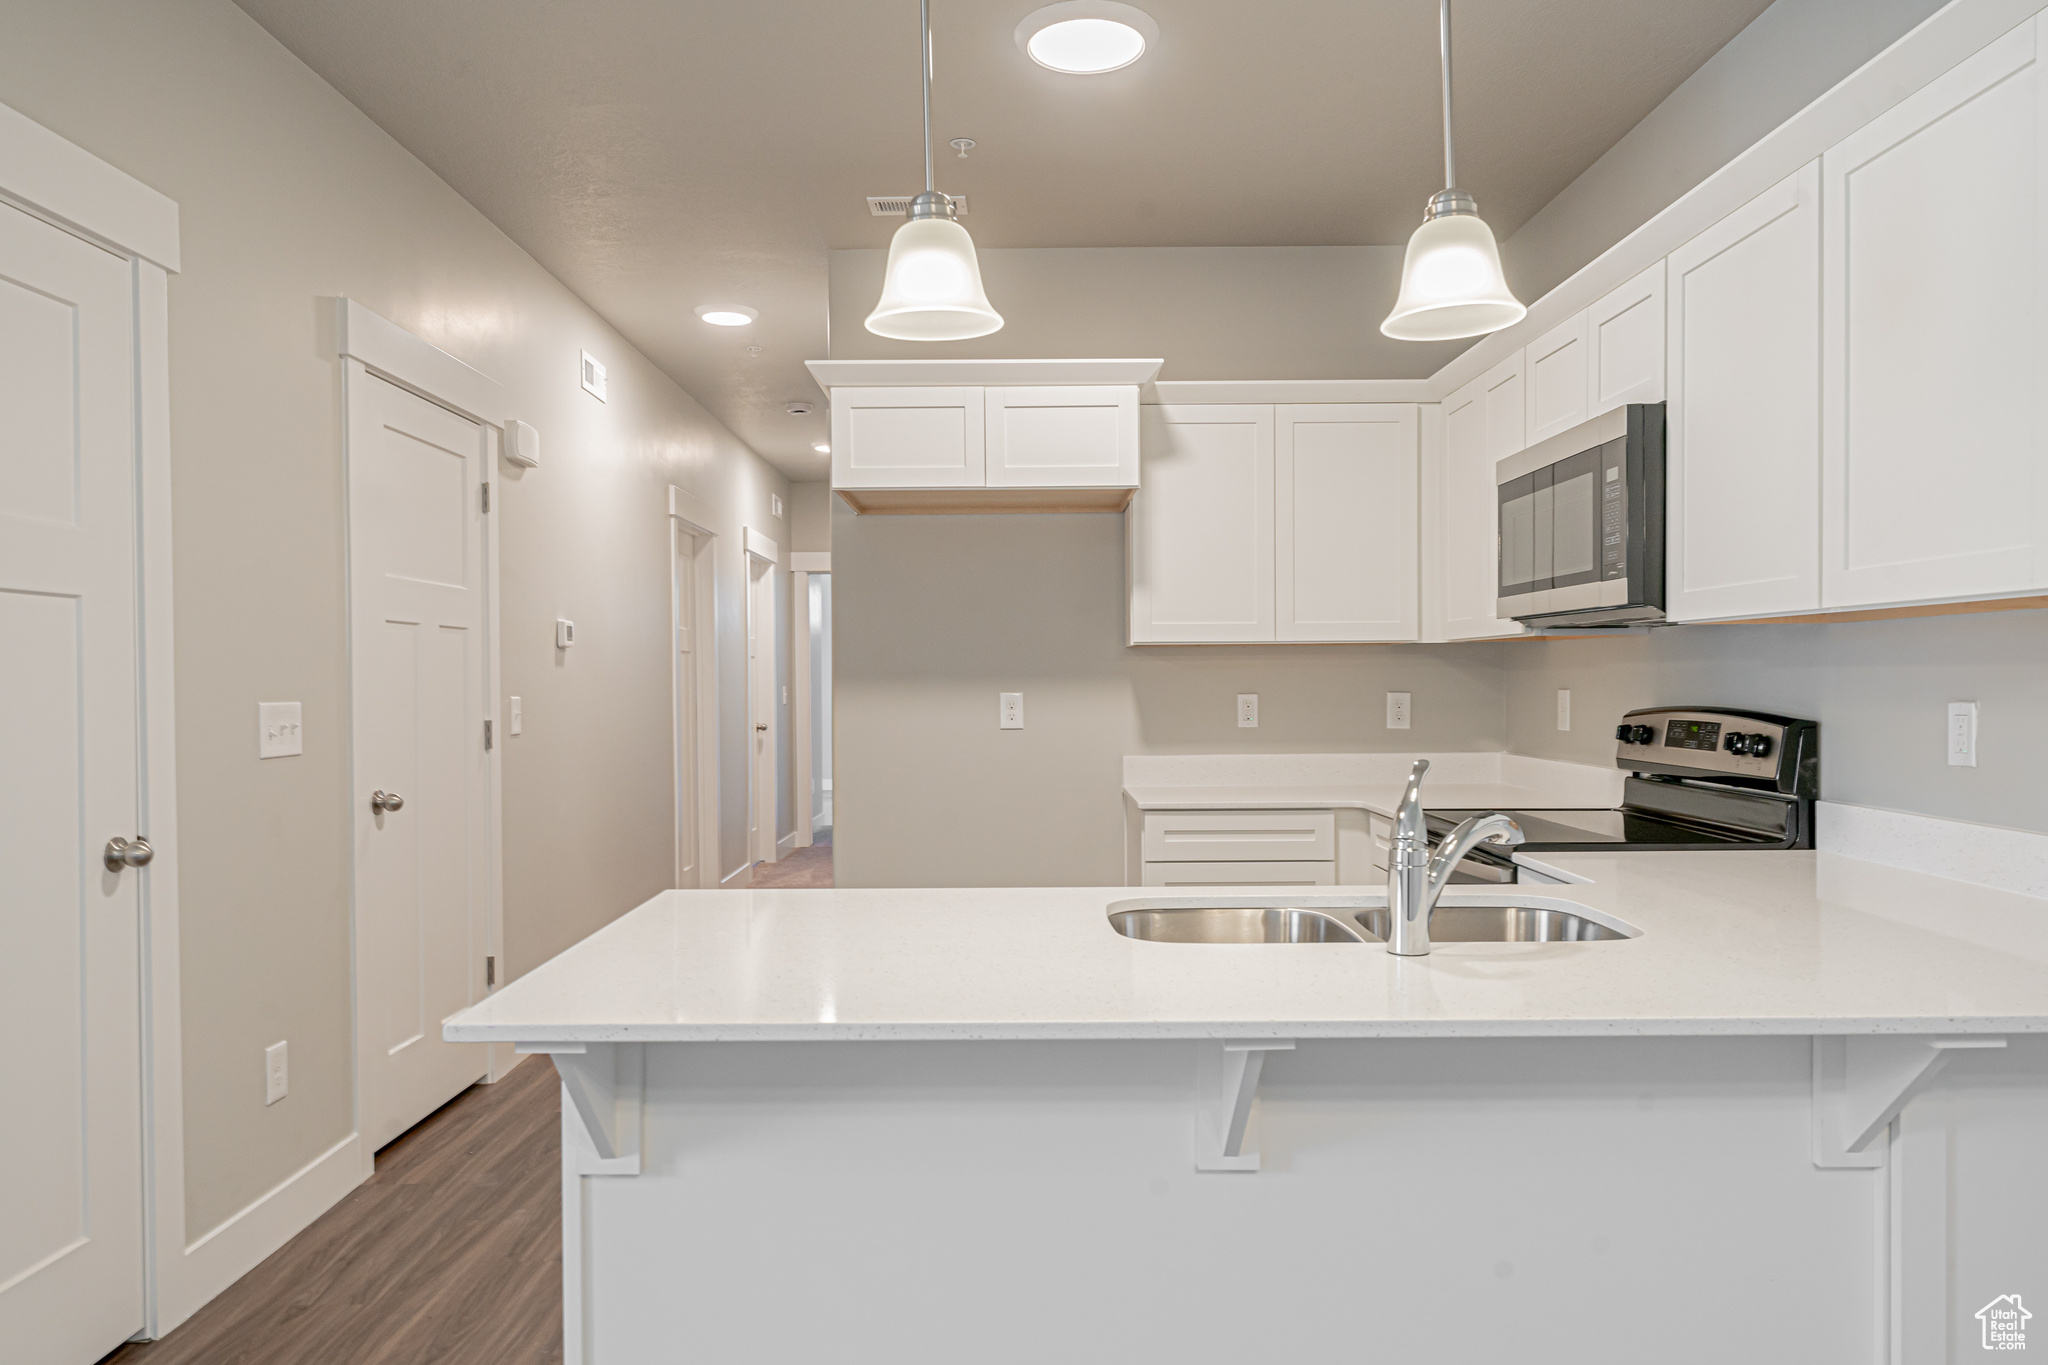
448, 849, 2048, 1364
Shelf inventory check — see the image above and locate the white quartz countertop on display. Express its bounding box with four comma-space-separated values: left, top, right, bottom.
445, 851, 2048, 1044
1122, 781, 1596, 817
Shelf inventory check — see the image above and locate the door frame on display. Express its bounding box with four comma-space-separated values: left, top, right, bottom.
743, 528, 781, 867
0, 104, 194, 1336
668, 485, 719, 888
337, 298, 510, 1147
789, 551, 830, 849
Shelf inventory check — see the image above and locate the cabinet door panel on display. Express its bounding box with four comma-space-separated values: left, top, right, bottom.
1129, 405, 1275, 643
1588, 261, 1666, 412
1436, 378, 1524, 639
830, 386, 985, 489
1276, 405, 1418, 641
985, 385, 1138, 488
1524, 313, 1589, 445
1481, 352, 1526, 461
1822, 19, 2048, 606
1666, 163, 1822, 621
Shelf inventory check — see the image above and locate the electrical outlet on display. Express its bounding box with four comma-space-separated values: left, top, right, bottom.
258, 701, 303, 758
999, 692, 1023, 729
509, 696, 523, 736
1948, 701, 1978, 767
1237, 694, 1258, 728
556, 618, 575, 649
1387, 692, 1412, 730
1556, 689, 1572, 731
264, 1040, 288, 1106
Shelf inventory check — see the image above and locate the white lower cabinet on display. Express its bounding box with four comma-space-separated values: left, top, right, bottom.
1137, 808, 1359, 887
1130, 402, 1417, 644
1665, 162, 1823, 621
1820, 18, 2048, 607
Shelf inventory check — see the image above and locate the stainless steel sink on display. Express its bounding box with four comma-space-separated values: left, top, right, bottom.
1108, 905, 1369, 944
1354, 903, 1628, 943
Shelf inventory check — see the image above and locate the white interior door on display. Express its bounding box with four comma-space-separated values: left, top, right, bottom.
747, 552, 778, 866
0, 202, 147, 1362
348, 371, 489, 1155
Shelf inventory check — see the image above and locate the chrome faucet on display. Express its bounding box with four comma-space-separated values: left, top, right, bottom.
1384, 759, 1524, 956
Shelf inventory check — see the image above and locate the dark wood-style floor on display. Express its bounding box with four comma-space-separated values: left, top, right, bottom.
107, 1055, 563, 1365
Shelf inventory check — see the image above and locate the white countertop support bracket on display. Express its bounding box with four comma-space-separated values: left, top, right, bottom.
1810, 1034, 2006, 1168
518, 1041, 644, 1175
1195, 1039, 1296, 1172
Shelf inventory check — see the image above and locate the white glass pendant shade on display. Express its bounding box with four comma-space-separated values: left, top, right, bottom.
865, 215, 1004, 341
1381, 211, 1525, 341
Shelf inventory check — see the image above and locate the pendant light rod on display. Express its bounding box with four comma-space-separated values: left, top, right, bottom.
922, 0, 935, 194
1439, 0, 1456, 190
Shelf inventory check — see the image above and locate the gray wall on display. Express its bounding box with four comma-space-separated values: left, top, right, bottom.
3, 0, 786, 1237
1503, 613, 2048, 836
1501, 0, 1947, 302
833, 506, 1506, 888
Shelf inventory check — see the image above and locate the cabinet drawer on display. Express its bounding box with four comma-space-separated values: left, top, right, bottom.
1140, 860, 1337, 888
1141, 809, 1336, 862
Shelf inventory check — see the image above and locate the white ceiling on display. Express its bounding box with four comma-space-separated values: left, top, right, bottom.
235, 0, 1771, 479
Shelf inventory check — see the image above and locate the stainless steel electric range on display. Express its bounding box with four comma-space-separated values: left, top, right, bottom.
1426, 706, 1820, 883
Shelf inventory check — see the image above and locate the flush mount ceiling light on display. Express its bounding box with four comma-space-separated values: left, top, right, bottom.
867, 0, 1003, 341
695, 305, 758, 326
1381, 0, 1526, 342
1014, 1, 1156, 74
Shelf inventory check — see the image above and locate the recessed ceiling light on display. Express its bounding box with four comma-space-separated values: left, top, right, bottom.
695, 305, 758, 327
813, 443, 831, 454
1015, 2, 1157, 75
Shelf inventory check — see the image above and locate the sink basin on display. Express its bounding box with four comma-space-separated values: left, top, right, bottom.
1354, 903, 1628, 943
1109, 905, 1368, 944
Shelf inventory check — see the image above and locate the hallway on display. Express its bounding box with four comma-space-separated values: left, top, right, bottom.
105, 1061, 563, 1365
748, 827, 833, 889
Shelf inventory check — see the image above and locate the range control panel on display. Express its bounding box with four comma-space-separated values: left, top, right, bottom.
1612, 706, 1819, 797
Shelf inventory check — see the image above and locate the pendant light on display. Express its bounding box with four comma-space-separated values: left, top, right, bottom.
866, 0, 1004, 341
1381, 0, 1525, 341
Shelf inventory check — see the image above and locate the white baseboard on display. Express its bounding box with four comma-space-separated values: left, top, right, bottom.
720, 861, 752, 888
777, 831, 798, 856
154, 1131, 365, 1335
1817, 802, 2048, 900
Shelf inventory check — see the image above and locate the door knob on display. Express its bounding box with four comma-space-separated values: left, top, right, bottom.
104, 836, 154, 872
755, 723, 768, 732
371, 790, 405, 813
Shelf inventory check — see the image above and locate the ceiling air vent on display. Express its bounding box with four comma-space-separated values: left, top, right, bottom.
867, 194, 969, 217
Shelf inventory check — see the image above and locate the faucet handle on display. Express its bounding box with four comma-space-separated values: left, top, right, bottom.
1392, 758, 1432, 842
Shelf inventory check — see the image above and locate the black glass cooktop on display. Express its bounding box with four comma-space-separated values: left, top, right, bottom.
1426, 808, 1786, 852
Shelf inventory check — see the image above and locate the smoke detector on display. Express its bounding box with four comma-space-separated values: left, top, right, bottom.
785, 401, 814, 416
868, 194, 969, 217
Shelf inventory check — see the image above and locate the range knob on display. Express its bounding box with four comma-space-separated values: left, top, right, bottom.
1629, 725, 1655, 745
1614, 724, 1632, 742
1723, 732, 1752, 755
1747, 733, 1774, 759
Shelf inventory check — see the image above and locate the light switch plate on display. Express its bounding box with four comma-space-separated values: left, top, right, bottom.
509, 696, 523, 736
1556, 689, 1572, 731
1948, 701, 1977, 767
1237, 694, 1258, 728
1387, 692, 1412, 730
999, 692, 1023, 729
771, 494, 784, 519
264, 1040, 288, 1106
258, 701, 303, 758
556, 619, 576, 649
580, 350, 607, 401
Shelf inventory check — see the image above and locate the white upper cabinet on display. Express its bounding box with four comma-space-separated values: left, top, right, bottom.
1587, 261, 1666, 411
1276, 404, 1418, 641
1665, 163, 1823, 622
1524, 313, 1590, 445
1431, 376, 1524, 640
984, 386, 1140, 488
1481, 352, 1526, 462
830, 386, 985, 489
1821, 18, 2048, 607
1129, 405, 1275, 643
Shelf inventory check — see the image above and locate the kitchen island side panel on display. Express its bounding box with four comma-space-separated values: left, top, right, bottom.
558, 1035, 2043, 1363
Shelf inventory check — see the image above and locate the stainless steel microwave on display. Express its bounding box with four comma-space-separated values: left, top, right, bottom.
1496, 403, 1664, 628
